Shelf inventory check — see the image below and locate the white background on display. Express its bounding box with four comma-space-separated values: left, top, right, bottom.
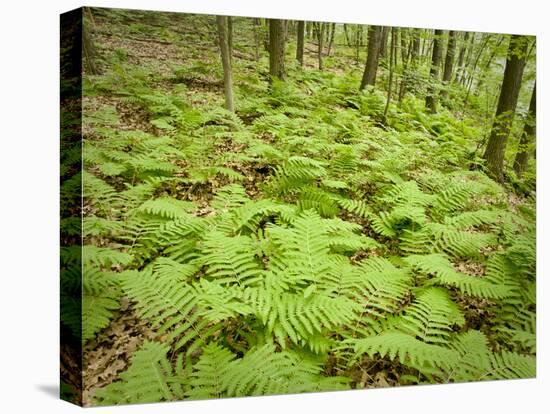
0, 0, 548, 412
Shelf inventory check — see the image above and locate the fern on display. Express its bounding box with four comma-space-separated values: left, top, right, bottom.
350, 332, 457, 369
94, 341, 183, 405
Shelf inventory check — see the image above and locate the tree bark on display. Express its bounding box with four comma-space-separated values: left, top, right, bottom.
383, 28, 397, 123
440, 30, 456, 99
227, 17, 233, 64
410, 29, 421, 67
216, 16, 234, 112
425, 29, 444, 113
378, 26, 390, 59
454, 32, 469, 83
483, 35, 528, 181
269, 19, 286, 80
513, 82, 536, 177
399, 28, 408, 66
314, 22, 324, 70
359, 25, 381, 90
296, 20, 305, 66
327, 23, 336, 56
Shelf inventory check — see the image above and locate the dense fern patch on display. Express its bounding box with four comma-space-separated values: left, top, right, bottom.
62, 9, 536, 406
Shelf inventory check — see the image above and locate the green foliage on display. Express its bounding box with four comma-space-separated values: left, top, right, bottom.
79, 12, 536, 405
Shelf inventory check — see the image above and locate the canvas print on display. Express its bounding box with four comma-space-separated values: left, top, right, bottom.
60, 6, 536, 407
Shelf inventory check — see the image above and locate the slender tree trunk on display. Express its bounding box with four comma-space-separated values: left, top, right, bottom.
253, 18, 261, 61
327, 23, 336, 56
411, 29, 421, 67
425, 29, 444, 113
398, 32, 415, 103
483, 35, 528, 181
314, 22, 324, 70
513, 82, 536, 177
475, 36, 505, 95
83, 7, 100, 75
227, 17, 233, 64
268, 19, 286, 80
454, 32, 469, 83
359, 25, 382, 89
378, 26, 390, 59
216, 16, 234, 112
343, 24, 352, 47
296, 20, 305, 66
460, 32, 476, 85
355, 25, 363, 64
441, 30, 456, 99
464, 34, 491, 102
399, 28, 408, 66
383, 28, 397, 123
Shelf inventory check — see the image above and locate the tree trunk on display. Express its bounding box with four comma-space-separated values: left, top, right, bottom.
483, 35, 528, 181
343, 24, 352, 47
410, 29, 421, 67
425, 29, 444, 113
253, 18, 261, 61
464, 34, 491, 102
454, 31, 469, 83
83, 9, 100, 75
383, 28, 397, 124
475, 36, 505, 95
327, 23, 336, 56
441, 30, 456, 99
296, 20, 305, 66
315, 22, 324, 70
227, 17, 233, 64
399, 28, 408, 66
513, 82, 536, 177
355, 25, 363, 64
359, 25, 381, 90
460, 32, 476, 85
269, 19, 286, 80
398, 31, 415, 103
216, 16, 234, 112
378, 26, 390, 59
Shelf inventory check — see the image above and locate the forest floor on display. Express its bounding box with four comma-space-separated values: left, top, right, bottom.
73, 9, 536, 406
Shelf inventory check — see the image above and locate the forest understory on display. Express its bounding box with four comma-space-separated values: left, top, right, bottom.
60, 8, 536, 406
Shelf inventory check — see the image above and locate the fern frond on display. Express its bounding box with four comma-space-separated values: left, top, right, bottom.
350, 332, 457, 368
94, 341, 179, 405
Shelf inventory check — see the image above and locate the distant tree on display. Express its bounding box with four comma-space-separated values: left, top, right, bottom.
314, 22, 325, 70
399, 28, 408, 66
410, 29, 421, 67
343, 24, 352, 47
355, 25, 364, 64
383, 28, 397, 123
513, 82, 536, 177
454, 32, 469, 83
253, 18, 261, 61
269, 19, 286, 80
440, 30, 456, 99
474, 36, 505, 95
483, 35, 529, 181
378, 26, 390, 58
425, 29, 444, 113
359, 25, 382, 90
327, 23, 336, 56
216, 16, 234, 111
296, 20, 305, 66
